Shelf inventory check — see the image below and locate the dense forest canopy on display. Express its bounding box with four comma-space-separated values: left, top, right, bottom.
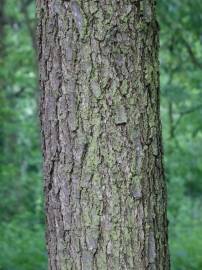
0, 0, 202, 269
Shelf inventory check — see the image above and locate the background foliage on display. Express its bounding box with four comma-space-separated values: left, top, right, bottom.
0, 1, 46, 269
0, 1, 202, 269
159, 1, 202, 269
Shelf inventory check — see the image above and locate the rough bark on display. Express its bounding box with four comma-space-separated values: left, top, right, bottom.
37, 0, 169, 269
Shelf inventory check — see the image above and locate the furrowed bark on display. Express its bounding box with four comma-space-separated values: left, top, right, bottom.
37, 0, 169, 269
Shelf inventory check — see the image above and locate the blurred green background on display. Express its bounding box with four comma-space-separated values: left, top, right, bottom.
0, 1, 202, 269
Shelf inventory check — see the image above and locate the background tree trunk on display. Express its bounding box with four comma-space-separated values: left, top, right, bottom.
37, 0, 169, 269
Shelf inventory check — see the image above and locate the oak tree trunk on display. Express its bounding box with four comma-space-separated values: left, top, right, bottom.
37, 1, 169, 269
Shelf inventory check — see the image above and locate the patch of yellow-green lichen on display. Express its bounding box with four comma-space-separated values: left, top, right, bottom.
120, 80, 128, 95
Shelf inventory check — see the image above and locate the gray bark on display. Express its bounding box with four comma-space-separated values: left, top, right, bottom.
37, 0, 169, 269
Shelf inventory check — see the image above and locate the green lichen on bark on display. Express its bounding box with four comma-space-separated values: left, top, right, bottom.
37, 0, 170, 269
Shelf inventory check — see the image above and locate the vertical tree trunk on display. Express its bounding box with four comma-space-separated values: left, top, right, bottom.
37, 1, 169, 269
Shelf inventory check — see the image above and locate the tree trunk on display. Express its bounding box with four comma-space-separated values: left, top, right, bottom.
37, 1, 169, 269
